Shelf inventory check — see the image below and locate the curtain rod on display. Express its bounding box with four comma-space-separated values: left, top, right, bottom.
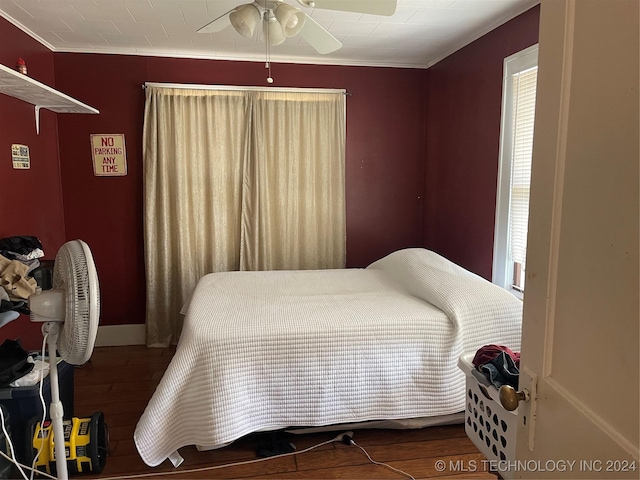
142, 82, 349, 95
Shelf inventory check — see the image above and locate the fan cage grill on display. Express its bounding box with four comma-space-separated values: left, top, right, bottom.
52, 240, 100, 365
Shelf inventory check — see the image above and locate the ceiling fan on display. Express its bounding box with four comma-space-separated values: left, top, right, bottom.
198, 0, 398, 55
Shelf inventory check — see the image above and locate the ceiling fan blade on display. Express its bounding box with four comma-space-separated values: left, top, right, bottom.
302, 0, 397, 16
299, 15, 342, 54
197, 9, 233, 33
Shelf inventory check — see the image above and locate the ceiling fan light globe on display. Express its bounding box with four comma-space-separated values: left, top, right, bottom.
274, 3, 306, 37
230, 4, 261, 38
262, 15, 286, 45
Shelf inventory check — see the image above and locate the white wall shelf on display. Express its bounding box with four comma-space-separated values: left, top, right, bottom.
0, 63, 98, 133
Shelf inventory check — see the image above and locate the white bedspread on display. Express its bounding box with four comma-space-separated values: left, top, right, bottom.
134, 249, 522, 467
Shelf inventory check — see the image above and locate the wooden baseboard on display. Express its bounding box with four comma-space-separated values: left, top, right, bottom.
95, 324, 145, 347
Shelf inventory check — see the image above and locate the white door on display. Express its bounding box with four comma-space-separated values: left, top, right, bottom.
513, 0, 639, 478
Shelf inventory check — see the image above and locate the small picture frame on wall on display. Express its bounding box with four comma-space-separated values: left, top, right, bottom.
11, 144, 30, 169
91, 134, 127, 176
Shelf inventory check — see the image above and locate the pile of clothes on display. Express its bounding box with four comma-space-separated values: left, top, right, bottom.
0, 236, 44, 325
0, 339, 37, 387
472, 344, 520, 390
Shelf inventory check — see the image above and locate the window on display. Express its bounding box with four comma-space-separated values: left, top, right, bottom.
493, 45, 538, 294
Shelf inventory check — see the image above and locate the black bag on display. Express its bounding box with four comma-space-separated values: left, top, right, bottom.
0, 339, 34, 387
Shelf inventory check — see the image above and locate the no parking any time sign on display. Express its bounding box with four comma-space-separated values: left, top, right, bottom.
91, 134, 127, 176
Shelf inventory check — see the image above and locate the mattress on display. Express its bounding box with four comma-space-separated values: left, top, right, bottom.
134, 248, 522, 467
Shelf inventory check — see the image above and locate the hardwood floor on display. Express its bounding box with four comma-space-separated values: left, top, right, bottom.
73, 345, 495, 480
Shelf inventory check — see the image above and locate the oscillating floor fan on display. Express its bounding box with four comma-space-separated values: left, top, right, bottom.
28, 240, 100, 480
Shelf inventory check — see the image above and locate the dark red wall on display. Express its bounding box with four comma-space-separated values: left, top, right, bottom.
423, 5, 540, 279
0, 20, 66, 349
53, 54, 429, 328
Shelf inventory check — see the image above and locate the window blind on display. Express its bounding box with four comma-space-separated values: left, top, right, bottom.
508, 67, 537, 270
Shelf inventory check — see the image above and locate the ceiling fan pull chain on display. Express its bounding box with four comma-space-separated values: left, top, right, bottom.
265, 10, 274, 83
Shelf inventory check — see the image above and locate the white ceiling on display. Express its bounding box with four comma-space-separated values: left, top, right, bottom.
0, 0, 538, 68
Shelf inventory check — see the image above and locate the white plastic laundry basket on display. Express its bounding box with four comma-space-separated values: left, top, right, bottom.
458, 354, 517, 464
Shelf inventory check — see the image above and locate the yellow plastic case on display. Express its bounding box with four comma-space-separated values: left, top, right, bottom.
28, 411, 108, 476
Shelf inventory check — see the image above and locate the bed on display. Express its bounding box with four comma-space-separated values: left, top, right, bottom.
134, 248, 522, 467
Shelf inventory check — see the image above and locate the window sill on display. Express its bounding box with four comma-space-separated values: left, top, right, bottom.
509, 288, 524, 301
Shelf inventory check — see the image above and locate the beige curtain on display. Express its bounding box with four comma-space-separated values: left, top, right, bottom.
143, 86, 345, 347
242, 91, 346, 270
